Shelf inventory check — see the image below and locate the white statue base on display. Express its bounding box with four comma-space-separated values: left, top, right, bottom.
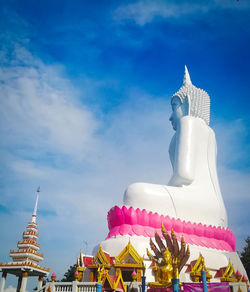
100, 235, 247, 283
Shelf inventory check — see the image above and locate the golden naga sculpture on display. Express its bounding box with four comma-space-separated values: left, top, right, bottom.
147, 223, 190, 288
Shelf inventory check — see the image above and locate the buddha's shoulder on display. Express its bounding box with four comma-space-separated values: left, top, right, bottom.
180, 115, 207, 125
180, 116, 213, 132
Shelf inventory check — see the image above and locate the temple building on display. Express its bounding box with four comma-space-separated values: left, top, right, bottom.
76, 240, 145, 285
0, 191, 50, 292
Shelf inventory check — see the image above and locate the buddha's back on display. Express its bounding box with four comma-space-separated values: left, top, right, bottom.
166, 115, 227, 227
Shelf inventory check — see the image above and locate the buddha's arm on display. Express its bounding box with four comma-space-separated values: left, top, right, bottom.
169, 116, 198, 186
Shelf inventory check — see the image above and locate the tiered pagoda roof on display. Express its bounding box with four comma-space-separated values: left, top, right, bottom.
0, 193, 50, 277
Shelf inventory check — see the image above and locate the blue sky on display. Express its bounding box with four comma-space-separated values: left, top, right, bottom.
0, 0, 250, 290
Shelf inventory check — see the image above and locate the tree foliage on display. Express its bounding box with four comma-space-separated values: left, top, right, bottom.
240, 237, 250, 279
62, 264, 77, 282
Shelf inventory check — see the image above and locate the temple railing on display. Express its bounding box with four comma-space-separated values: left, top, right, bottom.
36, 281, 249, 292
37, 281, 144, 292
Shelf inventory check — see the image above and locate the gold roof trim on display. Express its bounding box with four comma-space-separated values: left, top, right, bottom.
220, 260, 239, 282
88, 245, 111, 269
115, 240, 143, 265
190, 253, 212, 282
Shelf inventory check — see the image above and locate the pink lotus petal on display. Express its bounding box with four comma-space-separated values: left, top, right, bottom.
212, 239, 222, 250
108, 226, 120, 238
128, 227, 135, 236
130, 207, 138, 225
209, 239, 219, 249
212, 226, 217, 239
114, 206, 125, 226
119, 224, 131, 236
173, 218, 183, 233
145, 226, 155, 237
150, 212, 160, 228
107, 208, 116, 230
163, 216, 172, 231
143, 229, 148, 237
215, 226, 223, 240
137, 208, 145, 225
183, 234, 191, 244
194, 223, 204, 237
132, 225, 144, 236
183, 221, 193, 235
199, 238, 207, 247
219, 240, 228, 250
124, 207, 134, 225
205, 225, 214, 238
206, 238, 215, 249
142, 209, 149, 226
122, 205, 128, 214
190, 234, 201, 246
225, 229, 232, 246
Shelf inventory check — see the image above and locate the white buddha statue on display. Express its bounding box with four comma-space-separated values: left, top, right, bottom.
100, 67, 248, 283
123, 66, 228, 228
101, 67, 246, 282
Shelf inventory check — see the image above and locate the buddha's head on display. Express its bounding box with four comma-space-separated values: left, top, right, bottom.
170, 66, 210, 131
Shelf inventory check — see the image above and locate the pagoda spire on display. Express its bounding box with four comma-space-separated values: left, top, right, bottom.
183, 65, 192, 86
32, 187, 40, 223
0, 188, 49, 292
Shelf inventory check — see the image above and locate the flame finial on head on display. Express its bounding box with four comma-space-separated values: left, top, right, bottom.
172, 66, 211, 125
183, 65, 192, 86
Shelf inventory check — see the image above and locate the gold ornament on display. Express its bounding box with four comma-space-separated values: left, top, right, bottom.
147, 223, 190, 288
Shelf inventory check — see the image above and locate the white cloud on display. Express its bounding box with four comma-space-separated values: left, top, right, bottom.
0, 45, 97, 160
214, 119, 250, 250
214, 119, 249, 168
114, 0, 250, 26
114, 1, 206, 25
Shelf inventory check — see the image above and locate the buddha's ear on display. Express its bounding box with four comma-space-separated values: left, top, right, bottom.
186, 95, 191, 115
182, 95, 190, 116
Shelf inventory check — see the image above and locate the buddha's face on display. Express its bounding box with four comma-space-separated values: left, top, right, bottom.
169, 97, 186, 131
163, 251, 171, 262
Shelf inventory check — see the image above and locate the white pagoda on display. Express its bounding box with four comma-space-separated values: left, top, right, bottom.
0, 190, 50, 292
